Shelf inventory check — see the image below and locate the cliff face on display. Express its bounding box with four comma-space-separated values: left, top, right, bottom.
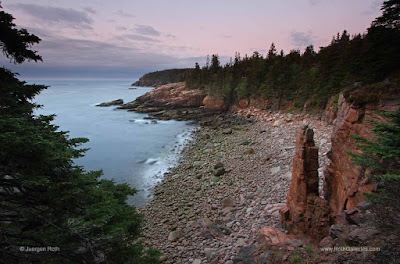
133, 82, 206, 108
324, 90, 399, 218
202, 96, 226, 110
279, 81, 399, 242
125, 81, 398, 224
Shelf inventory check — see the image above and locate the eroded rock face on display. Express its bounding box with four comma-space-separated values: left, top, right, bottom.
122, 82, 206, 109
280, 125, 330, 240
202, 95, 226, 110
323, 93, 386, 218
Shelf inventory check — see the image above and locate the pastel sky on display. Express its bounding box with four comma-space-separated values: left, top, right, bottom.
1, 0, 383, 79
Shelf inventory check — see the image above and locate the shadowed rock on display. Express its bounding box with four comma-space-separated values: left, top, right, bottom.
96, 99, 123, 107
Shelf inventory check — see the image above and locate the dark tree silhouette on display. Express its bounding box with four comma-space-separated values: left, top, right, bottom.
0, 3, 42, 63
371, 0, 400, 29
0, 5, 159, 263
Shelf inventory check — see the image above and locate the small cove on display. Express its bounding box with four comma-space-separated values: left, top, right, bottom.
32, 79, 195, 205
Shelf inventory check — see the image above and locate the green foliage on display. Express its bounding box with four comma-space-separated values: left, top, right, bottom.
371, 0, 400, 29
290, 253, 305, 264
332, 93, 340, 110
0, 3, 42, 63
180, 3, 400, 110
0, 6, 159, 263
349, 111, 400, 202
133, 68, 189, 87
235, 78, 249, 98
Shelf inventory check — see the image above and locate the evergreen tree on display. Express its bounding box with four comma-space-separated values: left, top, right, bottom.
0, 6, 159, 263
0, 3, 42, 63
371, 0, 400, 29
349, 111, 400, 203
210, 54, 220, 74
267, 42, 277, 59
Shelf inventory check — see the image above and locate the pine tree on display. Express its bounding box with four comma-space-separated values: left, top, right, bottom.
0, 6, 159, 263
349, 111, 400, 202
267, 42, 277, 59
371, 0, 400, 29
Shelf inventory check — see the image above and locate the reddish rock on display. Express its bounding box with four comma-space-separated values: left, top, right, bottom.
324, 96, 338, 124
221, 196, 236, 209
257, 227, 289, 246
319, 236, 334, 247
202, 95, 226, 110
197, 218, 225, 239
323, 92, 400, 218
136, 82, 206, 108
238, 98, 249, 109
249, 97, 268, 110
280, 125, 330, 240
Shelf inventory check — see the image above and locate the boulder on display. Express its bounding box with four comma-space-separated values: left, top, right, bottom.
221, 196, 236, 208
214, 167, 226, 176
168, 229, 183, 242
345, 227, 379, 246
243, 148, 255, 155
273, 119, 284, 127
204, 248, 217, 261
213, 162, 224, 170
198, 218, 225, 239
319, 236, 334, 247
222, 128, 233, 134
202, 96, 226, 110
270, 166, 281, 175
237, 139, 252, 145
257, 227, 289, 246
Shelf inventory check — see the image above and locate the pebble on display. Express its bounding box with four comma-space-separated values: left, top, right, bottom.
138, 112, 333, 264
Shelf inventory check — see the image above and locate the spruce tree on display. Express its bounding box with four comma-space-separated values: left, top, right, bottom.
349, 111, 400, 202
0, 6, 159, 263
371, 0, 400, 29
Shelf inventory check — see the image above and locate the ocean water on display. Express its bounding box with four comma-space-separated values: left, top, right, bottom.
31, 79, 194, 205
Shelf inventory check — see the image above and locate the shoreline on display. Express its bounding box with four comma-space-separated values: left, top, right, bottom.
138, 111, 333, 263
136, 124, 199, 206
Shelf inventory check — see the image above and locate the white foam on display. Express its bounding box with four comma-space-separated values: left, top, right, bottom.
144, 158, 159, 165
140, 125, 198, 202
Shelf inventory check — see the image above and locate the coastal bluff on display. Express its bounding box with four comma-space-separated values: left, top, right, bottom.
119, 80, 399, 263
120, 82, 227, 111
117, 82, 227, 121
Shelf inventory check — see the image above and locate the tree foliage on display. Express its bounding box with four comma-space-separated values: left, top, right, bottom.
371, 0, 400, 29
184, 3, 400, 109
349, 111, 400, 203
132, 68, 189, 87
0, 3, 42, 64
0, 6, 159, 263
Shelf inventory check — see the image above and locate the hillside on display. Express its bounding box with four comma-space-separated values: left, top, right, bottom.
132, 68, 190, 87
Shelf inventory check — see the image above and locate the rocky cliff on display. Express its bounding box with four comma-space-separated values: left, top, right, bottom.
324, 84, 400, 218
123, 80, 399, 224
120, 82, 206, 110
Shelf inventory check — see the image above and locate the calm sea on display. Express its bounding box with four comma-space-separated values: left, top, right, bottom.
31, 79, 194, 205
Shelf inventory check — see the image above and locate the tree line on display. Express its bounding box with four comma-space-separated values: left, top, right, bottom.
185, 0, 400, 109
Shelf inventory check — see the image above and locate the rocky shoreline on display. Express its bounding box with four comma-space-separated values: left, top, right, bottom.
138, 111, 333, 263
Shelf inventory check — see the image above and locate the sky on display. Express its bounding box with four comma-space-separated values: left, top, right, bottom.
1, 0, 384, 80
